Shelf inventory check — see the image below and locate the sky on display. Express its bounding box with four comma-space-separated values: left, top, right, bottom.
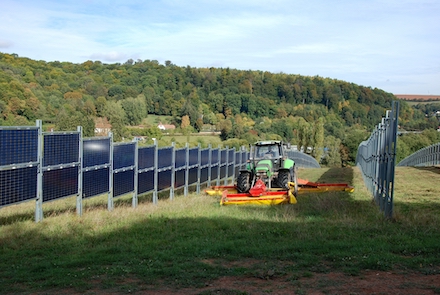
1, 0, 439, 95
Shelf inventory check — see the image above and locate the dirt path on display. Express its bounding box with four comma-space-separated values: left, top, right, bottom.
45, 270, 440, 295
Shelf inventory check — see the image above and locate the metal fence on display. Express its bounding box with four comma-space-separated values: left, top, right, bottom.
397, 142, 440, 167
0, 120, 248, 222
285, 150, 320, 168
356, 101, 399, 219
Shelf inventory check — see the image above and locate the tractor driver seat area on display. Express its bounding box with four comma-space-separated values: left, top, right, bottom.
257, 145, 280, 159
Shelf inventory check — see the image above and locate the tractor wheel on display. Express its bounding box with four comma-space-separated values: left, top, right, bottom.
277, 170, 291, 189
237, 172, 251, 193
292, 166, 298, 197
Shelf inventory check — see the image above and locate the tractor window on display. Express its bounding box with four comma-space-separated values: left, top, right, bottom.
256, 145, 279, 159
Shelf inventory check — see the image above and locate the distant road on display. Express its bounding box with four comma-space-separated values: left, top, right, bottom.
395, 94, 440, 100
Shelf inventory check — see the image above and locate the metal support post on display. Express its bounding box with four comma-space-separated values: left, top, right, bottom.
170, 142, 175, 200
76, 126, 83, 216
153, 139, 158, 204
197, 144, 201, 194
224, 146, 229, 186
231, 148, 236, 185
108, 132, 114, 211
132, 140, 139, 208
217, 145, 221, 186
184, 143, 189, 196
207, 144, 212, 187
35, 120, 43, 222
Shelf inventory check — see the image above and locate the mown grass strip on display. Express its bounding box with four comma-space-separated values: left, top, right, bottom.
0, 167, 439, 293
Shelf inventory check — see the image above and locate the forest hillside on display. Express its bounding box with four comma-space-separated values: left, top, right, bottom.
1, 52, 439, 165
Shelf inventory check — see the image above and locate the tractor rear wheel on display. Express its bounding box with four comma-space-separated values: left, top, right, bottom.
237, 172, 251, 193
292, 166, 298, 197
277, 170, 291, 189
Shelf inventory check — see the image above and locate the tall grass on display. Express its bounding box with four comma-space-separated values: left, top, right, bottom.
1, 167, 439, 293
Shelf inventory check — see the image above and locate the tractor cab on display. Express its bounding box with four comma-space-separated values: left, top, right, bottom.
253, 143, 280, 160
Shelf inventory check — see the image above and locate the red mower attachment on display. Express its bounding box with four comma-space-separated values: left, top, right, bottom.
205, 178, 354, 206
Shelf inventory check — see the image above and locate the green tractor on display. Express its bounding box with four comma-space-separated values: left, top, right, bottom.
236, 141, 298, 195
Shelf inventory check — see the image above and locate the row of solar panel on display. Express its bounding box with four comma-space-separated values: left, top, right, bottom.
0, 127, 248, 208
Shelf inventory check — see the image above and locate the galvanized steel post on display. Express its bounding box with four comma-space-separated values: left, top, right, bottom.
35, 120, 43, 222
76, 125, 83, 216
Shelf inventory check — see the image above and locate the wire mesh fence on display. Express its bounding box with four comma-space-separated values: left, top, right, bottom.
397, 142, 440, 167
356, 101, 399, 219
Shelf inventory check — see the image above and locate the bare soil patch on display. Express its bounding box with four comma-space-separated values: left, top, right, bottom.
35, 271, 440, 295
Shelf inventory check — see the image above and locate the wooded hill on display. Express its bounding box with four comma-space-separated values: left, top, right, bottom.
1, 52, 439, 165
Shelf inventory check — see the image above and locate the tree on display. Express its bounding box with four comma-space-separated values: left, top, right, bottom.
83, 99, 96, 117
95, 96, 107, 117
224, 94, 241, 115
54, 108, 95, 137
195, 117, 204, 132
341, 126, 369, 164
145, 126, 163, 140
206, 92, 224, 112
103, 101, 127, 141
180, 98, 199, 127
121, 96, 146, 125
107, 85, 125, 99
296, 118, 311, 152
312, 118, 325, 161
323, 136, 342, 167
217, 118, 233, 140
181, 115, 190, 130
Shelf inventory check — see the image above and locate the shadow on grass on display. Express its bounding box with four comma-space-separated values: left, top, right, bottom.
2, 168, 440, 293
316, 167, 354, 186
411, 166, 440, 174
0, 184, 206, 226
2, 205, 440, 294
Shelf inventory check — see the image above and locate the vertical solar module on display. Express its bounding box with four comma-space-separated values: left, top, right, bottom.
0, 129, 38, 166
42, 132, 80, 202
137, 146, 155, 194
157, 147, 173, 191
0, 127, 39, 207
82, 138, 111, 198
220, 149, 227, 179
113, 143, 136, 197
174, 148, 187, 189
210, 148, 219, 180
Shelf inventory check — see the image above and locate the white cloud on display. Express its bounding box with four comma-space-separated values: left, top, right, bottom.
89, 51, 128, 62
0, 0, 439, 93
0, 40, 13, 48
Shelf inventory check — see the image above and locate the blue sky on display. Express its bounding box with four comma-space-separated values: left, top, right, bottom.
1, 0, 439, 94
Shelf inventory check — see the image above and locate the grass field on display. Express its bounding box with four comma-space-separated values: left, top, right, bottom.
1, 167, 440, 294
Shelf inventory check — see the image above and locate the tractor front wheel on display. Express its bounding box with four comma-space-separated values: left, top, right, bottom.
237, 172, 251, 193
277, 170, 291, 189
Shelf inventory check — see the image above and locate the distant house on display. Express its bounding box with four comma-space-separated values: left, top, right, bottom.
95, 117, 111, 135
157, 122, 176, 131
